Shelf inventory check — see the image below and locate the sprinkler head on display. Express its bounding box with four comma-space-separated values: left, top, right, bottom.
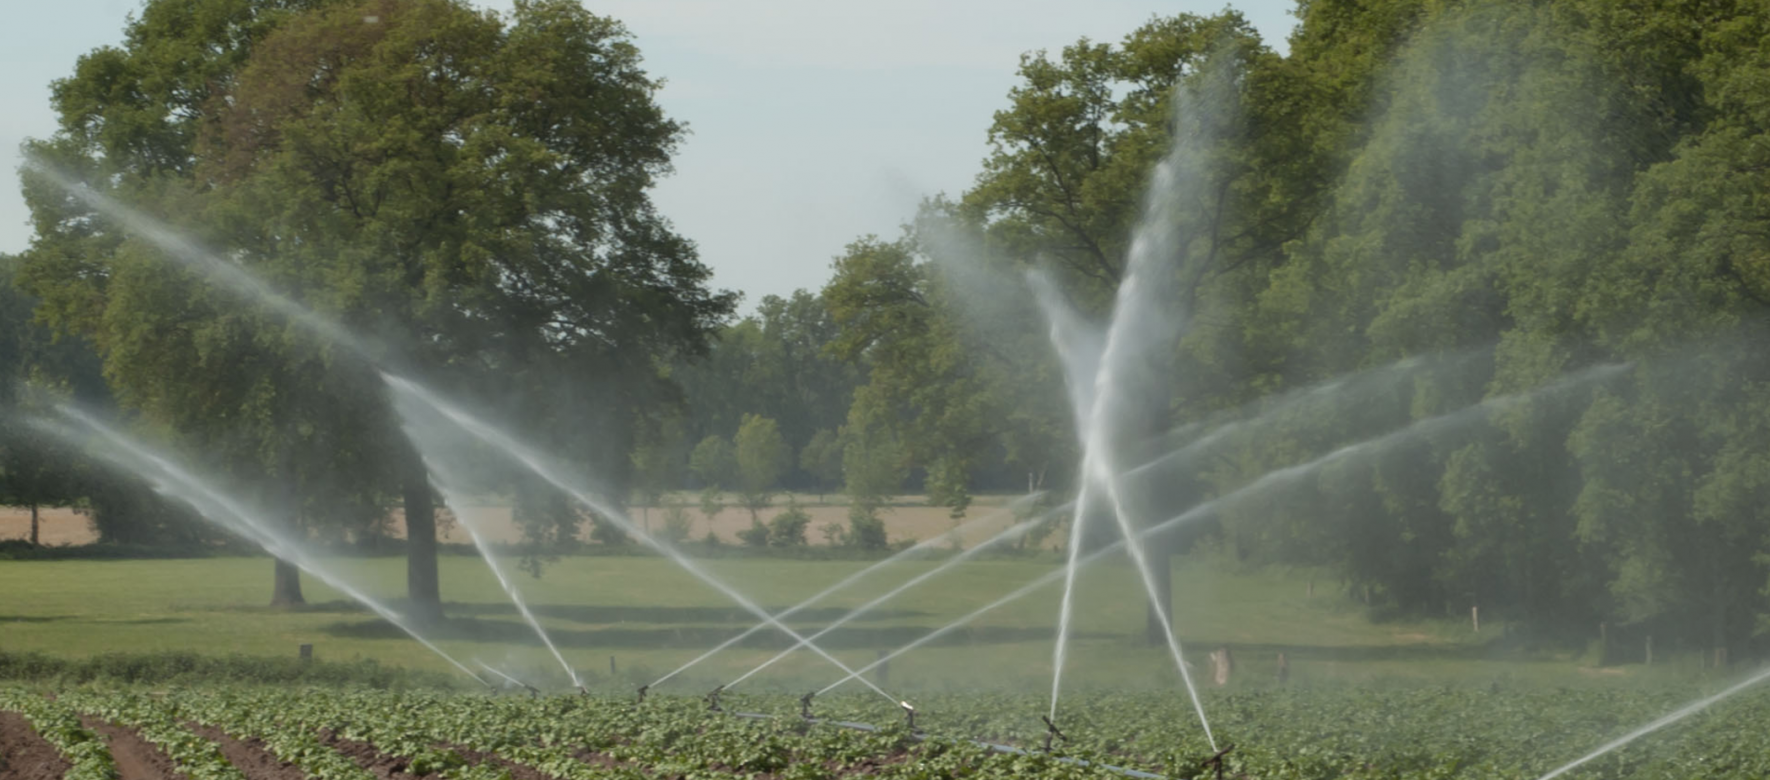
899, 701, 917, 731
1200, 743, 1236, 780
705, 684, 725, 712
799, 691, 816, 720
635, 684, 648, 704
1040, 715, 1068, 752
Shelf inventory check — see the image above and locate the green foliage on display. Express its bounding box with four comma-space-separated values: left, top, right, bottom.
767, 502, 811, 548
659, 502, 695, 545
736, 518, 770, 548
17, 0, 733, 581
846, 504, 889, 551
733, 414, 791, 518
15, 684, 1770, 779
0, 688, 117, 780
690, 435, 737, 489
798, 428, 843, 498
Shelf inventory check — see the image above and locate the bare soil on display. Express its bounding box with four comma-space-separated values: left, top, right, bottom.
185, 723, 306, 780
0, 711, 70, 780
2, 498, 1033, 550
444, 743, 554, 780
0, 507, 94, 547
319, 730, 445, 780
81, 716, 185, 780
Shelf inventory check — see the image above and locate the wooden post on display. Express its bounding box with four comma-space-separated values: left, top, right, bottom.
609, 655, 617, 677
1645, 635, 1653, 666
1471, 606, 1480, 634
1276, 652, 1289, 685
1306, 580, 1314, 598
1599, 622, 1609, 665
875, 649, 890, 688
298, 644, 313, 663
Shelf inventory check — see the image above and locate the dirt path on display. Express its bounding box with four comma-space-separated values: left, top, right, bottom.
81, 716, 185, 780
0, 711, 70, 780
185, 724, 304, 780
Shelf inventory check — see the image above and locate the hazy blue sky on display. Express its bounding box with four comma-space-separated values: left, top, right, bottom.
1, 1, 1298, 310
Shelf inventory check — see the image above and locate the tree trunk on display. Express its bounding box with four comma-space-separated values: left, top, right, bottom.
404, 459, 442, 623
270, 558, 305, 606
29, 503, 39, 546
1145, 539, 1173, 645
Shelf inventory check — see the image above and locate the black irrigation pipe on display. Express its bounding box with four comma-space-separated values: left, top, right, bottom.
724, 710, 1169, 779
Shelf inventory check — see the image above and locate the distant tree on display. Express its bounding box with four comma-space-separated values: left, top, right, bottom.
690, 435, 737, 490
630, 412, 688, 527
839, 399, 904, 551
734, 414, 791, 520
799, 429, 843, 502
698, 485, 726, 537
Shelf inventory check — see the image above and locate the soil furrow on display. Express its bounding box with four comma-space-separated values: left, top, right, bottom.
184, 723, 305, 780
0, 711, 71, 780
317, 730, 445, 780
80, 716, 185, 780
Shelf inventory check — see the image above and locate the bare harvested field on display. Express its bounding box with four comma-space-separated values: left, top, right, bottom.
0, 494, 1037, 550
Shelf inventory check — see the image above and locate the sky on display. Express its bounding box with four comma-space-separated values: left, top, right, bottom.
1, 1, 1299, 312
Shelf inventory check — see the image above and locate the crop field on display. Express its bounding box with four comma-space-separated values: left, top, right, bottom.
1, 552, 1762, 779
3, 684, 1770, 779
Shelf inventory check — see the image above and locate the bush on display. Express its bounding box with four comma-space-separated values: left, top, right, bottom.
818, 521, 846, 546
661, 504, 695, 544
847, 505, 888, 551
588, 515, 630, 545
768, 504, 811, 547
737, 519, 770, 547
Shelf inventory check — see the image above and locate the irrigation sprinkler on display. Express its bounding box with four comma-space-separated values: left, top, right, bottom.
800, 692, 816, 720
635, 684, 649, 705
1200, 744, 1235, 780
1040, 715, 1068, 752
899, 701, 918, 731
721, 706, 1164, 779
705, 685, 725, 712
475, 661, 540, 697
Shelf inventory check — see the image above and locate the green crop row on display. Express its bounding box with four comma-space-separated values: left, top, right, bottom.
8, 683, 1770, 778
0, 689, 118, 780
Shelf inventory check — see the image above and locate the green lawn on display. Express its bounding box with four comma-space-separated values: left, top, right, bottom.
0, 551, 1684, 695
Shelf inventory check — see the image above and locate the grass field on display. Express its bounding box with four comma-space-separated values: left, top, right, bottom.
0, 548, 1696, 697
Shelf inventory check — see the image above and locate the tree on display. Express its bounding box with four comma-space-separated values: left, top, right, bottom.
690, 435, 737, 490
18, 0, 733, 616
799, 429, 842, 501
0, 257, 88, 546
733, 414, 790, 520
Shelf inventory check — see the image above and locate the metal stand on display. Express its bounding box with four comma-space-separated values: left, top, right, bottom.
1040, 715, 1068, 752
1200, 744, 1234, 780
899, 701, 917, 731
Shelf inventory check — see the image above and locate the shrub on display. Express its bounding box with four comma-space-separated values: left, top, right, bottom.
768, 504, 811, 547
847, 505, 888, 550
737, 519, 770, 547
661, 503, 695, 544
